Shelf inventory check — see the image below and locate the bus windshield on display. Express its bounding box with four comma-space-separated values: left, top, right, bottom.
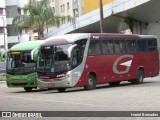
7, 51, 36, 75
37, 44, 73, 73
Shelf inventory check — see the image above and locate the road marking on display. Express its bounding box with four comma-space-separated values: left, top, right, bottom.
0, 94, 107, 108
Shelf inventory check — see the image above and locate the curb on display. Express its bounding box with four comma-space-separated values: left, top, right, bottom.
0, 81, 6, 83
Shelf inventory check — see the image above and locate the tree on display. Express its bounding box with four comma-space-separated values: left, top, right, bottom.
12, 0, 71, 39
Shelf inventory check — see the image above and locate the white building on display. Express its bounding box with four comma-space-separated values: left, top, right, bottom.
45, 0, 160, 48
46, 0, 84, 34
0, 0, 7, 52
1, 0, 160, 51
5, 0, 31, 49
50, 0, 83, 17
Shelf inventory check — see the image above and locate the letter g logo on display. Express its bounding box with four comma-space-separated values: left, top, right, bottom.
113, 55, 134, 74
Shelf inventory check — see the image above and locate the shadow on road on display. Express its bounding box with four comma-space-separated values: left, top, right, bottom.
42, 81, 154, 94
7, 81, 157, 94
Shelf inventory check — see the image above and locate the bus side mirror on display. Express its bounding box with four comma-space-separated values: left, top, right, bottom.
31, 48, 39, 61
0, 50, 9, 61
68, 44, 77, 58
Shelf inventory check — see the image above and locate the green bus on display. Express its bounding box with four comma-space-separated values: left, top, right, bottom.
6, 40, 43, 92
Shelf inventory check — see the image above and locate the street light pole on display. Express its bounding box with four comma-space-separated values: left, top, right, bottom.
99, 0, 104, 33
1, 17, 6, 50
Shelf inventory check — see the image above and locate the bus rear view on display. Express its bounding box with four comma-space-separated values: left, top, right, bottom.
37, 33, 159, 92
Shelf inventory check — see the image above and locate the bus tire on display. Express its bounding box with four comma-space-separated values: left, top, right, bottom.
24, 87, 32, 92
84, 74, 96, 90
131, 69, 144, 84
57, 88, 66, 92
109, 81, 120, 86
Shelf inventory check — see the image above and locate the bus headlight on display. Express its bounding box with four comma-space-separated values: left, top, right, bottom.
6, 77, 12, 81
58, 74, 71, 80
28, 76, 36, 80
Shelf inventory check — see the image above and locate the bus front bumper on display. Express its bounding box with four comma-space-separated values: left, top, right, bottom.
6, 78, 37, 88
37, 78, 74, 89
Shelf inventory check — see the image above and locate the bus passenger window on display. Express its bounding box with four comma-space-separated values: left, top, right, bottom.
114, 40, 121, 54
88, 40, 101, 55
148, 39, 157, 51
126, 40, 136, 53
101, 41, 110, 54
137, 40, 144, 52
108, 41, 114, 54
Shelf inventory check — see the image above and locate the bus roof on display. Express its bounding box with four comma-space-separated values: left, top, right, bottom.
138, 35, 157, 39
10, 40, 44, 51
41, 33, 89, 46
41, 33, 157, 47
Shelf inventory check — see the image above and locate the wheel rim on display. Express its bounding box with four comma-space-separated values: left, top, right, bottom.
139, 73, 143, 82
138, 70, 143, 83
88, 78, 93, 87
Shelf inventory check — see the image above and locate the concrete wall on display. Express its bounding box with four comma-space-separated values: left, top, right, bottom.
19, 34, 30, 43
131, 20, 160, 48
0, 0, 5, 8
0, 0, 7, 50
17, 0, 28, 8
147, 21, 160, 48
5, 0, 17, 6
7, 36, 19, 43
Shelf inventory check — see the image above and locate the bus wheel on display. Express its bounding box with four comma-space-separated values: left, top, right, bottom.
109, 81, 120, 86
84, 74, 96, 90
131, 70, 144, 84
57, 88, 66, 92
24, 87, 32, 92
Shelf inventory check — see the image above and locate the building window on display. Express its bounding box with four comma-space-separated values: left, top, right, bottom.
6, 6, 17, 18
24, 9, 27, 15
52, 7, 55, 14
0, 8, 3, 14
17, 8, 21, 15
61, 4, 65, 12
67, 2, 70, 10
0, 27, 4, 33
63, 4, 65, 12
60, 5, 63, 12
73, 9, 79, 17
7, 25, 18, 36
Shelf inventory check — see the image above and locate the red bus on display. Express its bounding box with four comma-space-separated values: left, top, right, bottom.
36, 33, 159, 92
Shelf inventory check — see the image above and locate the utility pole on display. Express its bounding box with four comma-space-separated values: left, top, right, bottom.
99, 0, 104, 33
29, 0, 32, 41
1, 17, 6, 50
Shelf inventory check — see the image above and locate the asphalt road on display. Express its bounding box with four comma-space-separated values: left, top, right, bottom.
0, 75, 160, 120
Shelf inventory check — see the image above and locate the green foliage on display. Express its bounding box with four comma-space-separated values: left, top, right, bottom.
12, 0, 72, 39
